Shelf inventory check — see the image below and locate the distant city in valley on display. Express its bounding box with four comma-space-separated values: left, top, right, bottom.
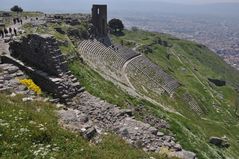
117, 13, 239, 70
106, 1, 239, 71
112, 14, 239, 70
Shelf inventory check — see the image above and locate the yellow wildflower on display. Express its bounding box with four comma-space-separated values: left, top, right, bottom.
19, 79, 42, 95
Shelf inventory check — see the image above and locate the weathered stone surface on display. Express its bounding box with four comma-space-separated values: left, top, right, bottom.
22, 97, 34, 102
58, 92, 196, 159
0, 63, 31, 96
5, 34, 84, 103
118, 109, 133, 117
55, 27, 65, 34
9, 34, 68, 76
84, 127, 97, 140
157, 132, 165, 137
174, 143, 182, 151
134, 106, 169, 129
78, 114, 89, 123
58, 109, 78, 124
209, 136, 230, 148
171, 150, 197, 159
208, 78, 226, 87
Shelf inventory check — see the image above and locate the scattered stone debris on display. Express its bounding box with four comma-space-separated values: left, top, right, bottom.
58, 92, 197, 159
58, 109, 96, 140
22, 97, 34, 102
55, 27, 65, 34
134, 105, 170, 129
208, 78, 226, 87
209, 136, 230, 148
0, 63, 31, 95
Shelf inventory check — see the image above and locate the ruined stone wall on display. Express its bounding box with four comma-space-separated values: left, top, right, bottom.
9, 34, 68, 76
1, 55, 83, 104
6, 34, 84, 104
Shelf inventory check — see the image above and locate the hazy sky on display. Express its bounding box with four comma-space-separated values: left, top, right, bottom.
1, 0, 239, 13
162, 0, 239, 4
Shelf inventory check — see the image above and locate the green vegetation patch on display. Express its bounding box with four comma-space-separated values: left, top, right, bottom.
110, 29, 239, 158
70, 60, 141, 108
0, 93, 170, 159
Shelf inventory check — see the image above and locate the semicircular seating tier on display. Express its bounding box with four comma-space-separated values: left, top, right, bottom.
78, 39, 180, 95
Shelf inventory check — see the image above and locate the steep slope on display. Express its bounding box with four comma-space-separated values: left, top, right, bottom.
110, 30, 239, 159
21, 21, 239, 159
0, 93, 171, 159
1, 21, 179, 159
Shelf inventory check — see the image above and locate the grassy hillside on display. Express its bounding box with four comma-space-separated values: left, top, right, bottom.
110, 30, 239, 159
20, 21, 239, 158
0, 93, 172, 159
69, 53, 239, 159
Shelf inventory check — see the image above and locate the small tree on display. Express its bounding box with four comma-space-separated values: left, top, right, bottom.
108, 18, 124, 33
11, 5, 23, 14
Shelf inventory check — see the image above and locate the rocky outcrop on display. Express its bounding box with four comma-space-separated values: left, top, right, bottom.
209, 136, 230, 148
208, 78, 226, 87
65, 18, 81, 26
55, 27, 65, 34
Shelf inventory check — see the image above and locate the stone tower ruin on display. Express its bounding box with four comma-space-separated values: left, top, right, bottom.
92, 4, 107, 37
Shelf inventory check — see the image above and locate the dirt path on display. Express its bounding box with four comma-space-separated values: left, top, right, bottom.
0, 17, 45, 56
170, 48, 221, 105
121, 54, 142, 90
0, 19, 29, 56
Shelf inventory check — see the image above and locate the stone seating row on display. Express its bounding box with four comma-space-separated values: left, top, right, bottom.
78, 40, 179, 95
79, 40, 125, 73
113, 44, 140, 61
126, 56, 179, 94
182, 93, 203, 115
